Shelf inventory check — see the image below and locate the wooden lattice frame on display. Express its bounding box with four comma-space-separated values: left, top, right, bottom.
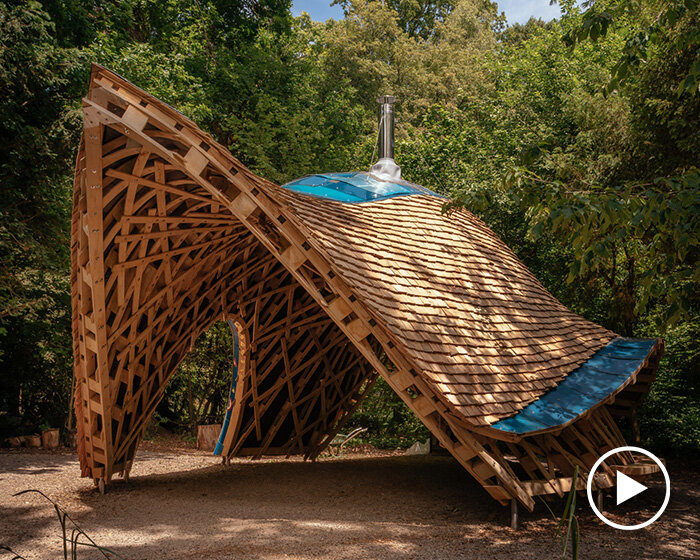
72, 65, 663, 508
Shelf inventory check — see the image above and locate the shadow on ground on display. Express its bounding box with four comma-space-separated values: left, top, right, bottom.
1, 450, 698, 559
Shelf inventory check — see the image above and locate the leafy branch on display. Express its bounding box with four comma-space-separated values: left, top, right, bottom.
505, 165, 698, 330
564, 0, 699, 96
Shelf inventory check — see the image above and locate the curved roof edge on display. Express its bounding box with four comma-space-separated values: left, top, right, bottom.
487, 337, 664, 438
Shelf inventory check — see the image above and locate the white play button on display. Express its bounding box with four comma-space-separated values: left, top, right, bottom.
616, 471, 647, 505
587, 446, 670, 530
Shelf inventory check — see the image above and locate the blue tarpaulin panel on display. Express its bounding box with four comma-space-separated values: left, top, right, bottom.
282, 172, 441, 203
214, 320, 241, 456
490, 338, 656, 435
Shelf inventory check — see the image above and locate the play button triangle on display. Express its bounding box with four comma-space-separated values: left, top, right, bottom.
616, 471, 648, 505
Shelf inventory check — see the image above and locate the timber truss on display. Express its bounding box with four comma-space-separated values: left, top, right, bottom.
72, 65, 663, 508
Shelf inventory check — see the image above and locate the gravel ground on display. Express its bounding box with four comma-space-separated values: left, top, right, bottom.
1, 446, 697, 559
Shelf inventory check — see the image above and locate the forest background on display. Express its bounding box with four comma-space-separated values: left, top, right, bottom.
1, 0, 697, 455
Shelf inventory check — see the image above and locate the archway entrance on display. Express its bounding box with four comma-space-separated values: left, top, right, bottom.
153, 320, 239, 445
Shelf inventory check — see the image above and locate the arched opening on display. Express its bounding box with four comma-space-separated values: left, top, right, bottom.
155, 317, 427, 458
213, 293, 377, 461
152, 320, 244, 446
144, 289, 379, 463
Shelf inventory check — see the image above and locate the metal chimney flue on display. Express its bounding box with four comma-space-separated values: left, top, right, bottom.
377, 95, 395, 159
371, 95, 402, 182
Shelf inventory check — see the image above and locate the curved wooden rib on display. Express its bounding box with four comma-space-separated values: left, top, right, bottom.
72, 65, 662, 509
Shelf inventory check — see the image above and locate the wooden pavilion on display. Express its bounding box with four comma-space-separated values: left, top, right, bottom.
71, 65, 663, 511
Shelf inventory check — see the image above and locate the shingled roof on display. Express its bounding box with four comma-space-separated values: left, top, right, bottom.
273, 185, 617, 424
71, 64, 664, 508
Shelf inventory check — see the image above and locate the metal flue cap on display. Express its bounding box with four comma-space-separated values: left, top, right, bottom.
371, 95, 401, 182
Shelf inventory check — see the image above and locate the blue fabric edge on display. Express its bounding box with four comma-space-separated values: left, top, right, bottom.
489, 338, 657, 435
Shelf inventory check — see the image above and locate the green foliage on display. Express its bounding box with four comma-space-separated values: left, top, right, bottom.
345, 377, 429, 448
565, 0, 700, 95
498, 165, 699, 332
473, 0, 700, 331
0, 1, 83, 437
637, 318, 700, 453
158, 322, 235, 432
445, 0, 699, 453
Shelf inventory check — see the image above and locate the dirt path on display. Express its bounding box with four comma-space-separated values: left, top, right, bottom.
1, 448, 697, 559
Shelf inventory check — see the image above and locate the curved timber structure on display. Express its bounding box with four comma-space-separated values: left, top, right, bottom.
72, 65, 664, 508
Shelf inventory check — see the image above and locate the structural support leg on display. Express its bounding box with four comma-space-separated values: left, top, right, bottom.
596, 489, 604, 512
510, 499, 520, 530
631, 412, 641, 444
